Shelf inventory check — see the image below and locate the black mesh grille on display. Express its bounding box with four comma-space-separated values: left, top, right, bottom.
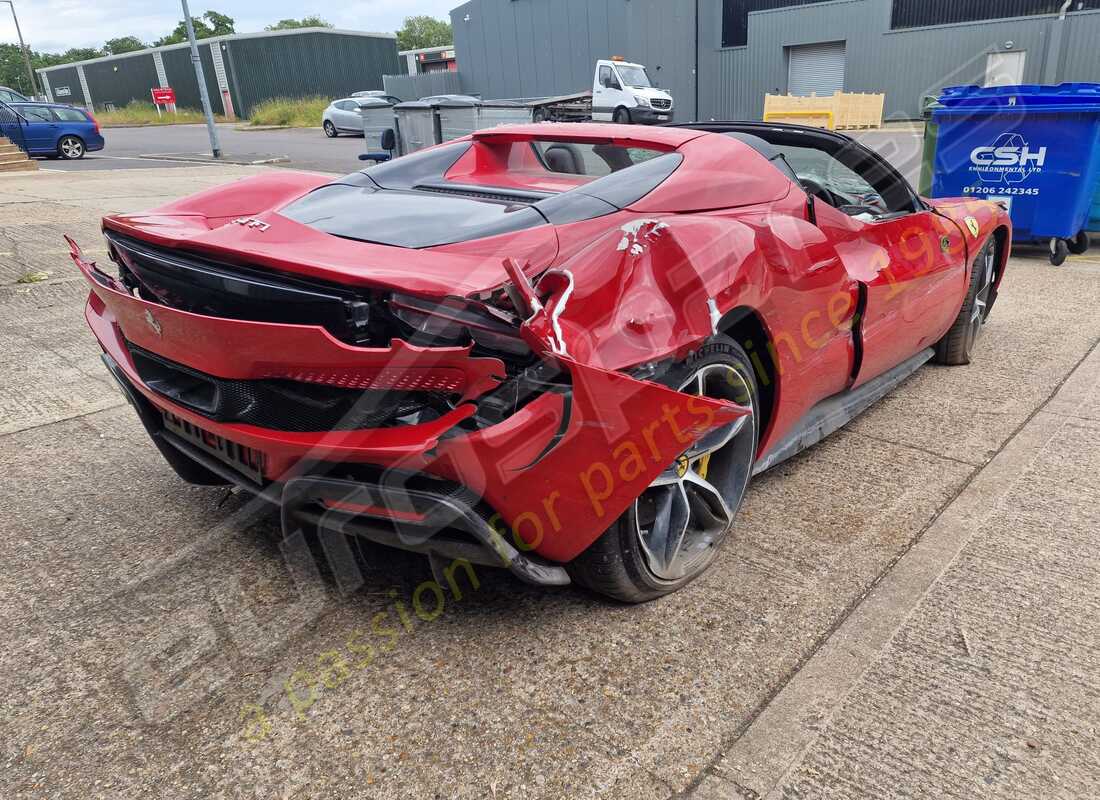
127, 344, 446, 432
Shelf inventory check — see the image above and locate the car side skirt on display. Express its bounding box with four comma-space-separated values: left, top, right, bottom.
753, 347, 934, 475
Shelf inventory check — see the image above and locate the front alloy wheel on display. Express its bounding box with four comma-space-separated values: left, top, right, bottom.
934, 238, 998, 366
568, 337, 759, 602
964, 240, 996, 354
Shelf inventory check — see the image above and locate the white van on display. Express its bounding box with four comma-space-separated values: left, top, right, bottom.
590, 59, 674, 124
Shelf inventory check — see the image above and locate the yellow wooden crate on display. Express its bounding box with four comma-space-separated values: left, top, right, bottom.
763, 92, 885, 130
762, 110, 835, 129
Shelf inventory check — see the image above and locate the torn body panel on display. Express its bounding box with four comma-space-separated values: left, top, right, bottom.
429, 356, 750, 563
522, 215, 760, 370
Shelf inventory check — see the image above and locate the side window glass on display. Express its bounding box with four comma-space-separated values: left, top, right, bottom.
17, 106, 54, 123
599, 66, 612, 88
776, 143, 891, 216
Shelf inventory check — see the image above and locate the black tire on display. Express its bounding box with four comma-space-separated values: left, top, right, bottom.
613, 107, 632, 125
934, 237, 998, 366
1050, 237, 1069, 266
532, 107, 548, 123
58, 135, 85, 160
323, 120, 338, 138
1068, 230, 1090, 255
567, 336, 759, 602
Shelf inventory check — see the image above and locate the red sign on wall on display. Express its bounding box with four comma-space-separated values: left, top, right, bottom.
151, 87, 176, 105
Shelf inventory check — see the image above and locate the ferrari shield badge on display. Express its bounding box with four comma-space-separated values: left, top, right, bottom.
965, 217, 980, 238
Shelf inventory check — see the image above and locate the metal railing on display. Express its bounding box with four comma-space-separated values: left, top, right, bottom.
0, 97, 29, 154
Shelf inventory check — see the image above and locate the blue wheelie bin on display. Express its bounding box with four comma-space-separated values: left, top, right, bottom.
931, 83, 1100, 265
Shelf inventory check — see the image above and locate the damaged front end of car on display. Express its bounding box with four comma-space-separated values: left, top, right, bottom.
71, 217, 749, 587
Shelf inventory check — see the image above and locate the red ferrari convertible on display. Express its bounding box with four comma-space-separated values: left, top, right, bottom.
70, 122, 1009, 601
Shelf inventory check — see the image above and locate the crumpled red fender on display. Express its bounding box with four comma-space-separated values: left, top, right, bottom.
469, 238, 751, 561
508, 215, 759, 370
433, 351, 750, 562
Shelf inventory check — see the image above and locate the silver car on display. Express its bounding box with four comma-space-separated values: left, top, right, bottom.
322, 97, 393, 138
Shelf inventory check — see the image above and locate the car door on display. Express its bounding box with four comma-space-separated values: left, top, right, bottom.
13, 105, 58, 152
335, 100, 360, 132
795, 142, 967, 386
593, 65, 620, 122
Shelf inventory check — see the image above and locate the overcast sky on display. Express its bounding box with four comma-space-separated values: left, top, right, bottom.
0, 0, 458, 54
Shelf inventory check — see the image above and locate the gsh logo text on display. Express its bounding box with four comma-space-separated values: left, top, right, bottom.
969, 132, 1046, 185
970, 144, 1047, 168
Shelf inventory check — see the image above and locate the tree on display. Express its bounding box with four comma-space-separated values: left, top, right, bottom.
0, 43, 70, 95
155, 11, 235, 46
103, 36, 148, 55
59, 47, 105, 62
203, 11, 235, 36
395, 15, 451, 51
0, 43, 35, 95
265, 16, 333, 31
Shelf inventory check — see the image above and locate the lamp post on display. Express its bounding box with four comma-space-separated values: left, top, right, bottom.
180, 0, 221, 158
1, 0, 38, 98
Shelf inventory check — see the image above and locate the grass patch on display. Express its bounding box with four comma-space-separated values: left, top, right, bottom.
95, 101, 224, 126
247, 96, 329, 128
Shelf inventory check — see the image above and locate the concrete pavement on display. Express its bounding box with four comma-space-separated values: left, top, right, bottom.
692, 324, 1100, 799
2, 165, 1100, 799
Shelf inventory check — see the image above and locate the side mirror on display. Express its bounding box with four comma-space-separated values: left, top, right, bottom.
380, 128, 396, 151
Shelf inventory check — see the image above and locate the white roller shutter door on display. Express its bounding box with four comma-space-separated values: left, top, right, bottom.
788, 41, 846, 97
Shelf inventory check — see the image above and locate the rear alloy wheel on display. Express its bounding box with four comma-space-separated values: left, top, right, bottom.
568, 337, 758, 602
934, 238, 997, 365
323, 120, 338, 138
58, 135, 85, 160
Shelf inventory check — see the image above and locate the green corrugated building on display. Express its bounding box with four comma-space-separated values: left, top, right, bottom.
34, 28, 400, 119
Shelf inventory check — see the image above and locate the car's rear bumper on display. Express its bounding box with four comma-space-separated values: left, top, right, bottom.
73, 238, 744, 565
99, 350, 571, 586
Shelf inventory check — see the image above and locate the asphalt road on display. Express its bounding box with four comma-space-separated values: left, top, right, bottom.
35, 123, 369, 175
35, 122, 925, 184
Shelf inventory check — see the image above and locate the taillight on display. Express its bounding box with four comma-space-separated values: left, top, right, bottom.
87, 113, 100, 134
388, 292, 529, 355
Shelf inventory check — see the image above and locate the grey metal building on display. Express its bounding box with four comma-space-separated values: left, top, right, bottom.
35, 28, 400, 119
450, 0, 1100, 120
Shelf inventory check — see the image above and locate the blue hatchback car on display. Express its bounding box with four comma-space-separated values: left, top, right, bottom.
0, 102, 104, 159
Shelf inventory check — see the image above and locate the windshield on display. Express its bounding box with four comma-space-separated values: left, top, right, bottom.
615, 65, 651, 88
